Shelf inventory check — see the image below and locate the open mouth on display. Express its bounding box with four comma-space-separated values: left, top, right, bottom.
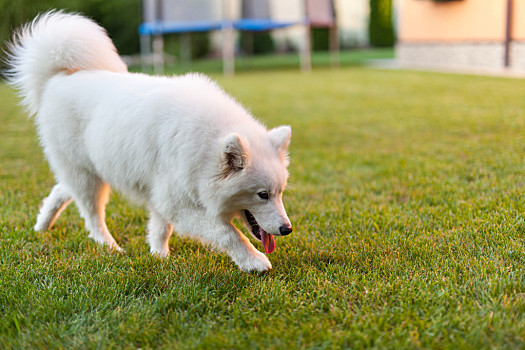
243, 210, 275, 254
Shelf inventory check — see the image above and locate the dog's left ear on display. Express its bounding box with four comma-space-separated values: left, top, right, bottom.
220, 133, 249, 178
268, 125, 291, 154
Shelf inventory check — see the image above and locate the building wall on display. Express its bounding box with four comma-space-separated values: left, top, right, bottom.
398, 0, 507, 43
397, 0, 525, 73
336, 0, 369, 47
397, 42, 506, 70
511, 42, 525, 70
512, 0, 525, 40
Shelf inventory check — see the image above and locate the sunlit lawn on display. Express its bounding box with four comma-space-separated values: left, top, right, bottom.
1, 62, 525, 349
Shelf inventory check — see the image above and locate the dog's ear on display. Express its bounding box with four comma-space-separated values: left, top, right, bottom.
221, 133, 248, 177
268, 125, 291, 154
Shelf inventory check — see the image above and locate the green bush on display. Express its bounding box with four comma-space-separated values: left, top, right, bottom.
240, 31, 275, 55
0, 0, 141, 71
189, 32, 210, 59
79, 0, 141, 56
368, 0, 395, 47
164, 32, 211, 61
311, 28, 330, 52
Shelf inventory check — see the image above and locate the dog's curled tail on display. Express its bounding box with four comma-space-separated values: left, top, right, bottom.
4, 11, 127, 115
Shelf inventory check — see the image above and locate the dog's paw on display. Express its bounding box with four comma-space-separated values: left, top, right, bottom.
34, 214, 53, 232
34, 221, 47, 232
236, 250, 272, 273
106, 242, 124, 253
150, 247, 170, 258
88, 232, 122, 252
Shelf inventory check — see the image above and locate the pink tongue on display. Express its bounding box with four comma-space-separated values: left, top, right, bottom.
260, 229, 275, 254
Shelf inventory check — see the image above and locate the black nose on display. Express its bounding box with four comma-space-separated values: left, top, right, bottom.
279, 224, 293, 236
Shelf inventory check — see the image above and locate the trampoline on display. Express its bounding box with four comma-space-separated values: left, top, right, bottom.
139, 0, 337, 74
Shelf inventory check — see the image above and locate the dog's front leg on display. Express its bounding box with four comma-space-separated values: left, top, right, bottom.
172, 210, 272, 272
219, 223, 272, 273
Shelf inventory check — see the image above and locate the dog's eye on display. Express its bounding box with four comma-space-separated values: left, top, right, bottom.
257, 191, 269, 200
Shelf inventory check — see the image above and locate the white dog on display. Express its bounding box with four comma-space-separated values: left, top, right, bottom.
6, 11, 293, 272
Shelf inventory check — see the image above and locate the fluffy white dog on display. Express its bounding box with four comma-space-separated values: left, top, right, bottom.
6, 11, 293, 272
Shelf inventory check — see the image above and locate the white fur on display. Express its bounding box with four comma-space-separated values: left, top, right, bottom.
7, 11, 293, 272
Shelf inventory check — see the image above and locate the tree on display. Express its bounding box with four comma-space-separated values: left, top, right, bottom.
0, 0, 141, 72
369, 0, 395, 47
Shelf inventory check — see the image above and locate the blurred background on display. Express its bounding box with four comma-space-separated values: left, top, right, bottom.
1, 0, 523, 76
0, 0, 396, 74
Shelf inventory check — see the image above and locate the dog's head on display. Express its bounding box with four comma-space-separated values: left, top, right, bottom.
218, 125, 293, 253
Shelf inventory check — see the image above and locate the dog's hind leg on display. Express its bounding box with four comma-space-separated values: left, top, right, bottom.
34, 184, 72, 232
66, 175, 122, 251
147, 209, 173, 257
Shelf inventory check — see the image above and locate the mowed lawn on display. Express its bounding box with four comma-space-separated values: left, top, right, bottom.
1, 66, 524, 349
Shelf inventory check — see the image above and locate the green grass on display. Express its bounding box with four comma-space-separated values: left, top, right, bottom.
1, 65, 525, 349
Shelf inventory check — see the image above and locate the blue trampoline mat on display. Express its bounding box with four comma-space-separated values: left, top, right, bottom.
233, 18, 303, 31
139, 18, 306, 35
139, 21, 224, 35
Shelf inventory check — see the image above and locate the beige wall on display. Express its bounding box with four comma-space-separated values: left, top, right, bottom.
513, 0, 525, 40
398, 0, 508, 42
397, 0, 525, 72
